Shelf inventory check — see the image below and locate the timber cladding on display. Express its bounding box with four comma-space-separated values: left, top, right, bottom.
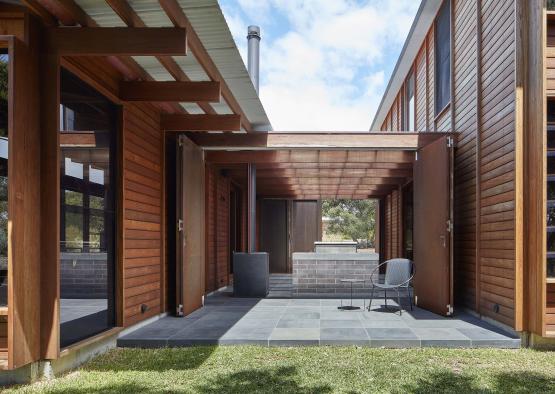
205, 166, 231, 293
122, 102, 163, 326
379, 0, 518, 329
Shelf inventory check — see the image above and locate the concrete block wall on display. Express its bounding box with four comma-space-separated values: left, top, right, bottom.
292, 254, 378, 297
60, 253, 108, 299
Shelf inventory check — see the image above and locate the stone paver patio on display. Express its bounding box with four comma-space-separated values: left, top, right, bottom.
118, 291, 520, 348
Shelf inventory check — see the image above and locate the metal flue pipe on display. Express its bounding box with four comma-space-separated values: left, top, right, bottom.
247, 25, 261, 94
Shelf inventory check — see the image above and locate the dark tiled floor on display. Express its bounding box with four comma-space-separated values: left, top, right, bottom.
118, 292, 520, 348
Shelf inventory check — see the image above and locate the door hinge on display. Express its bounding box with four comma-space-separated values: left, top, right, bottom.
446, 219, 453, 233
447, 136, 455, 148
178, 135, 186, 147
177, 304, 184, 317
447, 304, 454, 316
178, 219, 184, 232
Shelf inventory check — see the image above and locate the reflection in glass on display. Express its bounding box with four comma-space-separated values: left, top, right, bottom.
548, 258, 555, 278
60, 69, 116, 347
548, 231, 555, 252
0, 50, 8, 306
548, 180, 555, 201
548, 154, 555, 175
548, 205, 555, 227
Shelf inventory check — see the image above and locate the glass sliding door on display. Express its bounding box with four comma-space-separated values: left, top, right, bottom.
59, 69, 117, 347
0, 49, 7, 307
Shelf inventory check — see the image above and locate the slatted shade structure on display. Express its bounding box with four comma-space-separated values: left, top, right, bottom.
25, 0, 271, 132
195, 132, 455, 200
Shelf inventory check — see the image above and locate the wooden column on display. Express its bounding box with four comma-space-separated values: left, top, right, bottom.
7, 13, 42, 369
247, 163, 256, 253
40, 51, 60, 359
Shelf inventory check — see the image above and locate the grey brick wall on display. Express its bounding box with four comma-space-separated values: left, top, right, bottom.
61, 253, 108, 299
292, 253, 379, 297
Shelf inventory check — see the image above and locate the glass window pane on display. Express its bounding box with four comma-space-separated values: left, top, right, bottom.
548, 258, 555, 278
59, 69, 116, 347
64, 211, 83, 252
434, 0, 451, 114
0, 49, 8, 307
65, 190, 83, 206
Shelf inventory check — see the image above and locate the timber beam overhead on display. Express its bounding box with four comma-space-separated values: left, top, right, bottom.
43, 27, 187, 56
188, 132, 457, 150
119, 81, 221, 102
162, 114, 242, 132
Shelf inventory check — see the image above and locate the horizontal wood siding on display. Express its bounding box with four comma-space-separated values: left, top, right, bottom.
416, 48, 427, 130
377, 0, 519, 330
478, 0, 516, 328
453, 0, 478, 311
548, 283, 555, 334
123, 102, 163, 326
205, 166, 231, 293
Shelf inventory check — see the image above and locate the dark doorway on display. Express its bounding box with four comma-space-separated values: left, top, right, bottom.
261, 199, 288, 273
59, 68, 117, 347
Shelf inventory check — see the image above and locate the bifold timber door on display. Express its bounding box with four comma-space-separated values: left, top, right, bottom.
413, 136, 454, 316
176, 135, 205, 316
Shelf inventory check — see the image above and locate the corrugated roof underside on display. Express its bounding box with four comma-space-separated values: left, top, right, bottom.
73, 0, 271, 129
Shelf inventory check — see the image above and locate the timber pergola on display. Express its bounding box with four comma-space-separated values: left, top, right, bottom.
194, 132, 456, 200
23, 0, 266, 132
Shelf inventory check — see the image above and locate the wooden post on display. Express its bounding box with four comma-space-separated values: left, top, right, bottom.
247, 163, 256, 253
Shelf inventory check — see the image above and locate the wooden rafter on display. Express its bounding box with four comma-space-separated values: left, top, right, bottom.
44, 27, 187, 56
159, 0, 253, 131
20, 0, 57, 26
162, 114, 241, 132
105, 0, 217, 115
35, 0, 184, 114
119, 81, 220, 102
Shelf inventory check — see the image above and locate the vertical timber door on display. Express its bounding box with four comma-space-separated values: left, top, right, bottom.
176, 135, 205, 316
413, 136, 454, 316
291, 201, 322, 254
261, 199, 288, 273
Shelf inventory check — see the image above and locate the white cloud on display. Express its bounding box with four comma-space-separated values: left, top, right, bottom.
220, 0, 419, 131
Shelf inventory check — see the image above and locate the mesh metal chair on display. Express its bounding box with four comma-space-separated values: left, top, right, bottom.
368, 258, 414, 315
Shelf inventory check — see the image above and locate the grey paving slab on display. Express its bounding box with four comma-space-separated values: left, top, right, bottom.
320, 319, 363, 328
277, 319, 320, 328
269, 328, 320, 346
118, 293, 521, 349
359, 319, 409, 328
411, 328, 472, 348
320, 311, 361, 320
281, 311, 320, 320
320, 328, 370, 346
456, 327, 520, 348
366, 328, 420, 348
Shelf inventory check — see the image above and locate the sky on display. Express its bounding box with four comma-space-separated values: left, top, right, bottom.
219, 0, 420, 131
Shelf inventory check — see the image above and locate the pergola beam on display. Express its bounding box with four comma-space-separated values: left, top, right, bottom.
44, 27, 187, 56
206, 150, 415, 164
189, 132, 456, 150
119, 81, 221, 102
162, 114, 241, 132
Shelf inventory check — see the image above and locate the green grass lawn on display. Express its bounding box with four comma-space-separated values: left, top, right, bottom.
6, 347, 555, 393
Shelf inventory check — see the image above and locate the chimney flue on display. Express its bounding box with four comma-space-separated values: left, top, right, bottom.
247, 25, 261, 94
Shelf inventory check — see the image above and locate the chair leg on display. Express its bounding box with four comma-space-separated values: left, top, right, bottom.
384, 289, 387, 307
369, 287, 374, 311
408, 287, 413, 311
397, 289, 402, 316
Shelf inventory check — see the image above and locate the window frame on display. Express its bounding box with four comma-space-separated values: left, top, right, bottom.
405, 68, 416, 131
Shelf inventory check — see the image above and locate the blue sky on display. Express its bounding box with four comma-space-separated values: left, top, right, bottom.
219, 0, 420, 131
